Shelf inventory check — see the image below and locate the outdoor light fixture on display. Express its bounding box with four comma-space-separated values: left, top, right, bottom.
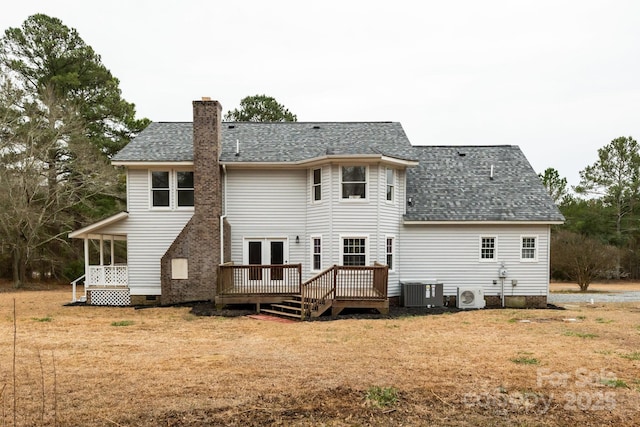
296, 236, 300, 244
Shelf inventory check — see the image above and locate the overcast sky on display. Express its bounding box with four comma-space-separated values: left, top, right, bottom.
3, 1, 640, 187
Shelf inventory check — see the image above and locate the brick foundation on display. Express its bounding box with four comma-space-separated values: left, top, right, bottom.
447, 295, 548, 309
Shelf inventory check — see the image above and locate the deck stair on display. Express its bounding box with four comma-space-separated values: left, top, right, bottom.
260, 295, 307, 319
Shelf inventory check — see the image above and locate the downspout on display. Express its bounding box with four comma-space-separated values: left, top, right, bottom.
220, 164, 227, 264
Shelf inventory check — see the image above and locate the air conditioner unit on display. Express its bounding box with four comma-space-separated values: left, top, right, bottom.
457, 287, 486, 309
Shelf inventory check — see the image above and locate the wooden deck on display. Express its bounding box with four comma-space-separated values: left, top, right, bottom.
216, 263, 389, 319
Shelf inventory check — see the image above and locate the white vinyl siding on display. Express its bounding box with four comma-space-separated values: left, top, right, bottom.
114, 168, 194, 295
226, 168, 306, 271
399, 224, 551, 298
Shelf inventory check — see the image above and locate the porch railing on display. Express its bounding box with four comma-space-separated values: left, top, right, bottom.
87, 265, 128, 287
218, 263, 302, 295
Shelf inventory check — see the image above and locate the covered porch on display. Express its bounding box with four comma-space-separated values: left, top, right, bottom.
68, 212, 130, 305
217, 263, 389, 319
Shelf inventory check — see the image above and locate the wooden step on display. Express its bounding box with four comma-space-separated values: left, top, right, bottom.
260, 309, 302, 319
270, 303, 302, 312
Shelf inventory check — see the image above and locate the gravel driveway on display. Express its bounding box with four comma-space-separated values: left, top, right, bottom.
548, 291, 640, 303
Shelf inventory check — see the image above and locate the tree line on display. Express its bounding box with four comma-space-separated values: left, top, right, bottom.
0, 14, 298, 286
541, 136, 640, 289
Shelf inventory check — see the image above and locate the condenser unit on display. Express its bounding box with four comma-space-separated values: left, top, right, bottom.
457, 287, 486, 309
402, 282, 443, 307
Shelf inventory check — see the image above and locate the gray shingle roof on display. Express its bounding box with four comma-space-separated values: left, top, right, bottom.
113, 122, 564, 223
112, 121, 415, 163
405, 145, 565, 222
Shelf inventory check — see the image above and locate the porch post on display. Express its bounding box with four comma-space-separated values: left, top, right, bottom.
110, 237, 115, 265
99, 235, 104, 266
84, 237, 90, 291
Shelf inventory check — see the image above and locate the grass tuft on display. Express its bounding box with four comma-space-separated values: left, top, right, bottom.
619, 352, 640, 361
510, 356, 539, 365
563, 330, 598, 339
32, 316, 52, 322
365, 386, 398, 407
111, 320, 134, 327
600, 378, 628, 388
595, 318, 614, 324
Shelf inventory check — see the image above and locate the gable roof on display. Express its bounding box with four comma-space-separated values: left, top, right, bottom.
112, 121, 416, 163
404, 145, 564, 223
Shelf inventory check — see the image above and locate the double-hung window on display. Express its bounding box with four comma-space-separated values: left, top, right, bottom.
386, 168, 394, 202
312, 168, 322, 202
480, 237, 496, 261
342, 237, 367, 266
151, 171, 170, 207
177, 171, 194, 207
151, 170, 194, 209
341, 166, 366, 199
312, 236, 322, 271
386, 237, 394, 270
521, 236, 537, 261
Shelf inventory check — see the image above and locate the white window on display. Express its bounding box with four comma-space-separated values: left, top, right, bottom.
386, 168, 394, 202
150, 170, 194, 209
177, 171, 194, 207
386, 237, 394, 270
312, 168, 322, 202
341, 166, 367, 199
521, 236, 538, 261
311, 236, 322, 271
342, 237, 367, 266
151, 171, 170, 207
480, 237, 497, 261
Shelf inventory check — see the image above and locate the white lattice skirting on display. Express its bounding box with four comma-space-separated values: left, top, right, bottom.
88, 289, 131, 306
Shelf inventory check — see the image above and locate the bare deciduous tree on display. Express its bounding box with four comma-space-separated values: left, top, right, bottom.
551, 230, 619, 291
0, 79, 121, 286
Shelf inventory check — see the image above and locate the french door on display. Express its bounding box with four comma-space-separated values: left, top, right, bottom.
245, 238, 287, 281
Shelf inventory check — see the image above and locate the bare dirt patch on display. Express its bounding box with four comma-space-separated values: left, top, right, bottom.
1, 288, 639, 426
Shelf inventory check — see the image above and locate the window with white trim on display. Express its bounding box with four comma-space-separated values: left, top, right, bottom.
151, 171, 170, 207
312, 168, 322, 202
386, 168, 394, 202
386, 237, 394, 270
177, 171, 194, 207
312, 236, 322, 271
150, 170, 194, 209
341, 166, 366, 199
480, 237, 496, 261
521, 236, 537, 261
342, 237, 367, 266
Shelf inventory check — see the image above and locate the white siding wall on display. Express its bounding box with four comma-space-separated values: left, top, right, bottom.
226, 168, 306, 270
398, 223, 551, 298
103, 168, 193, 295
227, 164, 407, 282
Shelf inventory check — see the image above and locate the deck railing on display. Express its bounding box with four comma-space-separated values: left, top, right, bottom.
218, 264, 302, 295
301, 264, 388, 318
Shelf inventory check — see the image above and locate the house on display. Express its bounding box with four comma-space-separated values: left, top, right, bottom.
69, 99, 564, 314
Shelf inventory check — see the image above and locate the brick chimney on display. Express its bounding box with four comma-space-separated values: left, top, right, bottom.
160, 99, 222, 304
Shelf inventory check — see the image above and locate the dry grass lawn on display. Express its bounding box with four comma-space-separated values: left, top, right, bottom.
1, 283, 639, 426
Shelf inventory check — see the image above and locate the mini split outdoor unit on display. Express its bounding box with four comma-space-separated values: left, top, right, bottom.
457, 287, 486, 309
